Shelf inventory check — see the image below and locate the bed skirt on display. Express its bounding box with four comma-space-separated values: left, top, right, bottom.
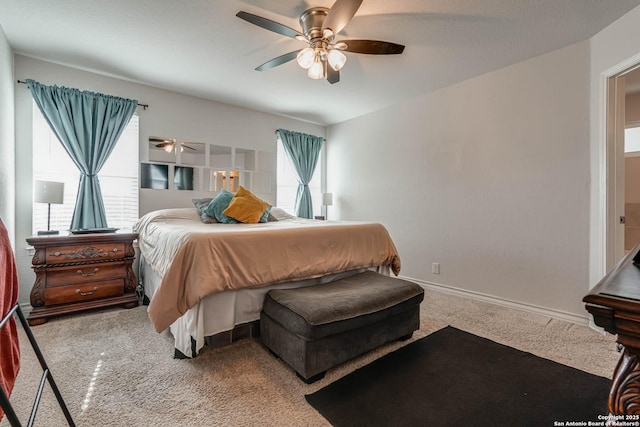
141, 258, 391, 357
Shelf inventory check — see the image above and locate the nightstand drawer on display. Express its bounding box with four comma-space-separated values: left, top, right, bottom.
44, 280, 124, 306
46, 262, 125, 287
45, 242, 126, 264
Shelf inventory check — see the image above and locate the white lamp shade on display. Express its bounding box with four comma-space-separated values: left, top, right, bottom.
296, 47, 315, 69
34, 181, 64, 204
327, 49, 346, 71
322, 192, 333, 206
308, 59, 324, 79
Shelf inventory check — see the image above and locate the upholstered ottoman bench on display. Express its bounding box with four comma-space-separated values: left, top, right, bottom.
260, 270, 425, 383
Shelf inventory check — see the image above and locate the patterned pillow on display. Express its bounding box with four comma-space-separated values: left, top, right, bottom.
192, 198, 217, 224
204, 190, 238, 224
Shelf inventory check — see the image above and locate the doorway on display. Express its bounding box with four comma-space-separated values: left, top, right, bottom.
607, 66, 640, 267
623, 71, 640, 253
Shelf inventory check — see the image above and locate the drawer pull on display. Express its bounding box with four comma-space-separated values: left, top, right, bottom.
112, 248, 119, 253
53, 251, 61, 256
76, 268, 99, 277
76, 287, 98, 296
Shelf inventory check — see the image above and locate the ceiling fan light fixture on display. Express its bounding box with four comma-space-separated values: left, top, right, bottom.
308, 58, 324, 79
327, 49, 346, 71
163, 144, 173, 153
236, 1, 405, 84
296, 47, 315, 69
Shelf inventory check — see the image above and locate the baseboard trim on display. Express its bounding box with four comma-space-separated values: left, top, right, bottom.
401, 275, 590, 326
19, 302, 32, 317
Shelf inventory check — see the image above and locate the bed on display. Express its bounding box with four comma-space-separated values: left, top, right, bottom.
135, 207, 401, 357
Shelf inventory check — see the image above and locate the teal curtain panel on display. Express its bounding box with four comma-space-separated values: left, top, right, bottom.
276, 129, 324, 219
27, 79, 137, 229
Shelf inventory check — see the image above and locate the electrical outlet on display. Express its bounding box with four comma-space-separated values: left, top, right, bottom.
432, 263, 440, 274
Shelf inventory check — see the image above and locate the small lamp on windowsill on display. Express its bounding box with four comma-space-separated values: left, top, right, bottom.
34, 180, 64, 235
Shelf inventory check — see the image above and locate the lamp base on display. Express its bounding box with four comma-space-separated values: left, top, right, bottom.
37, 230, 59, 236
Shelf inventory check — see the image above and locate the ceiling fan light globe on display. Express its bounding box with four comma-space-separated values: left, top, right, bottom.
308, 60, 324, 79
327, 49, 346, 71
296, 47, 315, 69
322, 28, 334, 40
163, 144, 173, 153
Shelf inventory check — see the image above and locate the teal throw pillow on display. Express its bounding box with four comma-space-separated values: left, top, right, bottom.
259, 206, 272, 223
204, 190, 238, 224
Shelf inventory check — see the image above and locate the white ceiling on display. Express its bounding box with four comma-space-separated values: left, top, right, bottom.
1, 0, 640, 125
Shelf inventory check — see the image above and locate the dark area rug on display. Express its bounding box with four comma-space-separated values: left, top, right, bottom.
306, 326, 611, 427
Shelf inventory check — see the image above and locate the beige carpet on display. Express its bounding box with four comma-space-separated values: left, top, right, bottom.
1, 289, 620, 427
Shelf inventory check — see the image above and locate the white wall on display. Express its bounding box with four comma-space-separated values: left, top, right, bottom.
328, 41, 591, 318
0, 26, 14, 245
13, 55, 325, 306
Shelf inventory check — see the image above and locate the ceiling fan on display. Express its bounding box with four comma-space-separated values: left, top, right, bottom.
236, 0, 405, 84
150, 138, 196, 153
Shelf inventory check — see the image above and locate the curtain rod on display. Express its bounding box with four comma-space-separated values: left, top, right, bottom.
17, 80, 149, 110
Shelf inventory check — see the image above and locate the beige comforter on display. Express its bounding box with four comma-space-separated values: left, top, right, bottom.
135, 208, 401, 332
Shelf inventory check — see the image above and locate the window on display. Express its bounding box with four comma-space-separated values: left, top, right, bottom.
626, 126, 640, 154
32, 103, 139, 233
276, 139, 322, 217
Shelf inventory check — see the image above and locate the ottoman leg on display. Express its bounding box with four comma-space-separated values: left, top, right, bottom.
398, 332, 414, 341
298, 371, 326, 384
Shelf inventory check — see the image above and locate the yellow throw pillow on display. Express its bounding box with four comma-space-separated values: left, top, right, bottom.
223, 186, 270, 224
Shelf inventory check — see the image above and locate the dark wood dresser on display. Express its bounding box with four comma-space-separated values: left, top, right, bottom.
26, 232, 139, 326
584, 243, 640, 415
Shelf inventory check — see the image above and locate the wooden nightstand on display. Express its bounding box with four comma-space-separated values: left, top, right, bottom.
26, 232, 139, 326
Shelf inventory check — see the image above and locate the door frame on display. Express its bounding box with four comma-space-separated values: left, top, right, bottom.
602, 57, 640, 276
606, 73, 626, 268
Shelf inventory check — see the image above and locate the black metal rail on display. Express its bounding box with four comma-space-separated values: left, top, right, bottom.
0, 303, 75, 427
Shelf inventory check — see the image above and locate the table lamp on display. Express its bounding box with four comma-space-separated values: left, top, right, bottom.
34, 180, 64, 235
322, 192, 333, 219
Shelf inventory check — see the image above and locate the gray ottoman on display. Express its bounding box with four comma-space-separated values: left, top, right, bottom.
260, 271, 424, 383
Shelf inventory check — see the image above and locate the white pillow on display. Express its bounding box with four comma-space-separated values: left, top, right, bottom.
269, 207, 296, 220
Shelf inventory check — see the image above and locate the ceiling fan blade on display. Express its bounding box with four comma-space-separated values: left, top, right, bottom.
323, 0, 363, 36
255, 50, 301, 71
182, 145, 196, 151
326, 64, 340, 84
155, 143, 170, 148
236, 11, 304, 40
340, 39, 405, 55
